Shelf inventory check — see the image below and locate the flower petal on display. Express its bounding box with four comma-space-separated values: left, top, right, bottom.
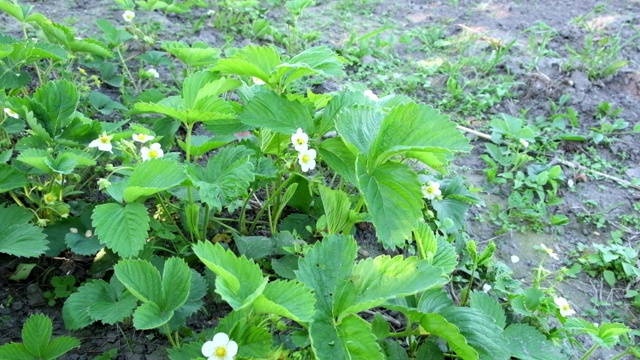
226, 340, 238, 357
201, 341, 216, 357
211, 332, 229, 347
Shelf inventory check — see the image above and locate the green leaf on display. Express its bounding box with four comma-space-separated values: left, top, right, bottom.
239, 89, 313, 134
85, 280, 138, 325
186, 145, 254, 211
114, 259, 163, 304
432, 177, 480, 234
33, 79, 79, 135
193, 241, 267, 310
503, 323, 565, 360
336, 256, 446, 319
253, 280, 316, 322
417, 288, 454, 314
43, 336, 80, 360
316, 91, 369, 137
63, 283, 101, 330
357, 160, 423, 249
96, 19, 133, 46
318, 185, 355, 234
162, 41, 221, 67
88, 91, 127, 115
0, 205, 48, 257
64, 232, 103, 256
167, 269, 207, 331
274, 46, 345, 89
69, 38, 113, 58
381, 339, 410, 360
439, 307, 510, 360
0, 343, 33, 360
161, 257, 192, 311
296, 235, 357, 316
234, 235, 275, 260
0, 164, 29, 193
470, 292, 506, 329
92, 203, 150, 258
318, 137, 358, 186
213, 44, 281, 82
22, 313, 51, 358
335, 105, 382, 156
369, 102, 471, 167
133, 301, 173, 330
124, 158, 186, 202
420, 313, 478, 360
16, 148, 51, 174
309, 315, 383, 360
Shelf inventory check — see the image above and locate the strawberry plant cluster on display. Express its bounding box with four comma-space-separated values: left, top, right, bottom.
0, 1, 638, 359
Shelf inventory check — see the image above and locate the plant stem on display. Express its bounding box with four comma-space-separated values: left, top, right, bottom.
249, 175, 293, 234
239, 189, 255, 234
610, 350, 631, 360
155, 194, 189, 244
116, 47, 138, 93
202, 203, 210, 241
579, 344, 599, 360
163, 324, 178, 348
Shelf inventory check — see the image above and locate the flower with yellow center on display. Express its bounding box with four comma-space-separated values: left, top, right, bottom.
421, 181, 441, 200
201, 332, 238, 360
4, 108, 19, 119
89, 132, 113, 153
540, 243, 559, 260
553, 296, 576, 317
132, 133, 155, 143
43, 193, 56, 204
140, 143, 164, 161
291, 128, 309, 152
298, 148, 317, 172
122, 10, 135, 22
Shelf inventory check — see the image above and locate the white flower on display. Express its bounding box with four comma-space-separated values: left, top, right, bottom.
540, 243, 559, 260
89, 132, 113, 153
202, 332, 238, 360
140, 143, 164, 161
122, 10, 135, 22
291, 128, 309, 152
511, 255, 520, 263
298, 148, 317, 172
363, 89, 379, 101
132, 133, 155, 143
421, 181, 441, 200
554, 296, 576, 317
252, 77, 265, 85
4, 108, 19, 119
207, 9, 216, 16
482, 283, 492, 293
519, 139, 530, 148
146, 68, 159, 78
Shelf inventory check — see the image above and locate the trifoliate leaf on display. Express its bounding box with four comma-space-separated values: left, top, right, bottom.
193, 241, 267, 310
296, 235, 357, 316
309, 315, 383, 360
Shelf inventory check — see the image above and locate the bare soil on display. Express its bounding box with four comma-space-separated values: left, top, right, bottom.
1, 0, 639, 359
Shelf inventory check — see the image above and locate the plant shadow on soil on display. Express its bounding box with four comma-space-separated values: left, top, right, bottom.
2, 0, 640, 359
